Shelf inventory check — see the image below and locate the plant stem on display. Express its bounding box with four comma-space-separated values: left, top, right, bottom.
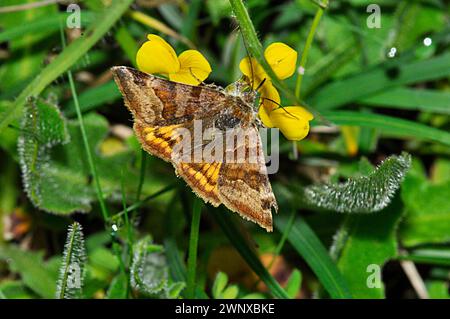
121, 171, 133, 298
64, 42, 109, 224
229, 0, 299, 105
268, 208, 297, 271
112, 184, 176, 220
186, 198, 202, 298
295, 0, 328, 99
133, 149, 147, 219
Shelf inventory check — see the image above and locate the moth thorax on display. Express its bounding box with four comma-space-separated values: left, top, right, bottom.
225, 80, 257, 108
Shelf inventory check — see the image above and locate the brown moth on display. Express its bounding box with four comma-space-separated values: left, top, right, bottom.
111, 66, 277, 231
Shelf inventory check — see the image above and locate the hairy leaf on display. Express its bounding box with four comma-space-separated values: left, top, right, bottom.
304, 152, 411, 213
18, 98, 70, 208
56, 222, 87, 299
19, 101, 170, 214
130, 237, 185, 298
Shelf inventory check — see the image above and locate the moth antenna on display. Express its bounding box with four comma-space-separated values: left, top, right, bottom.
188, 67, 204, 85
254, 78, 266, 92
261, 98, 300, 119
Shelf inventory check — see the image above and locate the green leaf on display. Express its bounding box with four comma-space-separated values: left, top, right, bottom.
0, 12, 95, 45
130, 237, 185, 298
212, 272, 228, 299
0, 281, 35, 299
304, 153, 411, 213
56, 222, 87, 299
0, 0, 57, 95
276, 216, 352, 299
0, 0, 134, 133
285, 269, 302, 299
131, 237, 168, 295
336, 195, 404, 298
319, 111, 450, 147
400, 174, 450, 247
221, 285, 239, 299
64, 80, 121, 117
18, 98, 70, 209
106, 273, 128, 299
212, 208, 289, 299
19, 106, 168, 214
427, 280, 450, 299
211, 271, 239, 299
0, 245, 57, 298
360, 87, 450, 115
399, 248, 450, 266
311, 52, 450, 110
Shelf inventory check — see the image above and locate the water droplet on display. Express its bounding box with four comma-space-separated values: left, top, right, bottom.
387, 47, 397, 58
423, 37, 432, 46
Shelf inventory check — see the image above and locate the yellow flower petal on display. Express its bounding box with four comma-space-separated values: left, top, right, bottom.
257, 81, 279, 128
239, 57, 267, 88
259, 80, 280, 112
269, 106, 313, 141
136, 34, 180, 75
264, 42, 297, 80
258, 105, 274, 128
169, 50, 212, 85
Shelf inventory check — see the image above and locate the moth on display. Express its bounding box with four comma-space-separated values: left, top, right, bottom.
111, 66, 277, 231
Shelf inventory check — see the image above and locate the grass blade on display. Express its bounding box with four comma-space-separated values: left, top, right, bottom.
212, 209, 290, 299
276, 215, 352, 299
311, 52, 450, 110
320, 111, 450, 147
0, 0, 134, 133
360, 87, 450, 115
186, 198, 202, 299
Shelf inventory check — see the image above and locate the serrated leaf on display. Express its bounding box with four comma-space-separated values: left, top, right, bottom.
336, 195, 403, 298
56, 222, 87, 299
304, 152, 411, 213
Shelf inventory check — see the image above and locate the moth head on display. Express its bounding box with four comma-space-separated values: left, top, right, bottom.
111, 66, 160, 124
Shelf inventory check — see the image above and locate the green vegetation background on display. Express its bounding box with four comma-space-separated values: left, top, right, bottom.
0, 0, 449, 299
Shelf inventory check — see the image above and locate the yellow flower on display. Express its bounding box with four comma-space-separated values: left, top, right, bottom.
239, 42, 297, 84
239, 43, 297, 121
136, 34, 211, 85
270, 106, 314, 141
238, 42, 313, 141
